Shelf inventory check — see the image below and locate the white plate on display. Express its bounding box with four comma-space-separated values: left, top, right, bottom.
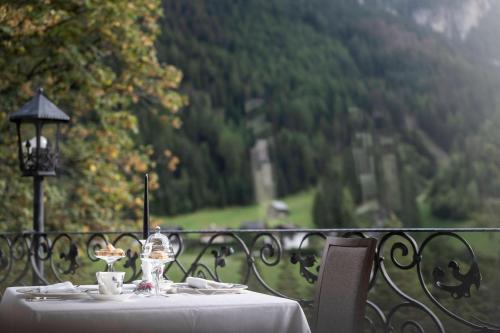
170, 283, 248, 294
86, 290, 135, 301
17, 287, 90, 299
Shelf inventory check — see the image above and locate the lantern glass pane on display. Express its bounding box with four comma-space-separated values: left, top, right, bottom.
19, 123, 37, 152
41, 123, 58, 152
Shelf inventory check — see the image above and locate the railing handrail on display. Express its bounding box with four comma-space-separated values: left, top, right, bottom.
2, 227, 500, 235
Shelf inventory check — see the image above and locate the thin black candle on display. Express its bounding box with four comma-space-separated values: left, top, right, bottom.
143, 173, 150, 239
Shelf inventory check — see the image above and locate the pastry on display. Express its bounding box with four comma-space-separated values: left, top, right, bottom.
149, 250, 170, 260
96, 243, 125, 256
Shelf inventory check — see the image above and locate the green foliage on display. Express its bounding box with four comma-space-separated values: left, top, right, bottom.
141, 92, 253, 215
313, 163, 357, 228
151, 0, 500, 222
427, 111, 500, 220
276, 258, 301, 299
399, 166, 421, 227
429, 157, 480, 220
0, 1, 185, 231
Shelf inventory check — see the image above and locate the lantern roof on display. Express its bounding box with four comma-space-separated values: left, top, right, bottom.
9, 88, 70, 123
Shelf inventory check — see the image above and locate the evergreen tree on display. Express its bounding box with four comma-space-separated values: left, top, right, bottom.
399, 166, 420, 227
313, 162, 357, 228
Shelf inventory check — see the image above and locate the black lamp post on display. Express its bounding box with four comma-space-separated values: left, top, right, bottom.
9, 88, 70, 283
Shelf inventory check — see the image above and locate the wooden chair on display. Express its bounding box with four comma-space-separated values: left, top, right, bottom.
312, 237, 377, 333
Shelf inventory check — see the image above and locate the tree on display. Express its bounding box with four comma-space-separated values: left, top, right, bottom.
0, 1, 185, 231
313, 162, 356, 228
429, 157, 480, 220
399, 166, 420, 227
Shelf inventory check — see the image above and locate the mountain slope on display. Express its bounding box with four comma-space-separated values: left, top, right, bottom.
145, 0, 500, 224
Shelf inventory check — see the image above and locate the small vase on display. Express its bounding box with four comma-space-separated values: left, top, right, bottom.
141, 260, 153, 282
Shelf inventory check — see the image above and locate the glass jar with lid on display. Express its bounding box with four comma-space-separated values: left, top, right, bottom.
141, 226, 175, 295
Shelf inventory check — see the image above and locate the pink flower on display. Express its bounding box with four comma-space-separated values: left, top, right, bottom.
137, 281, 154, 291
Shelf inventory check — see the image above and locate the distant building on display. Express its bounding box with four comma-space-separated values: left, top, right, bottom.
267, 200, 289, 220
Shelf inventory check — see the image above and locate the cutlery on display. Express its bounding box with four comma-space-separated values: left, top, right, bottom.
25, 297, 63, 302
144, 293, 169, 298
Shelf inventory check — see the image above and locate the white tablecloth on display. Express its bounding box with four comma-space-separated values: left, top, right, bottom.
0, 285, 311, 333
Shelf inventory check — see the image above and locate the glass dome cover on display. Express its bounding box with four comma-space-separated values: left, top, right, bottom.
143, 226, 175, 262
141, 226, 174, 296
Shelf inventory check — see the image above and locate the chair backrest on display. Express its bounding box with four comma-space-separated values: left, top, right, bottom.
313, 237, 377, 333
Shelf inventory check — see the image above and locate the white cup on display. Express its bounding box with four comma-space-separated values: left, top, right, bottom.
96, 271, 125, 295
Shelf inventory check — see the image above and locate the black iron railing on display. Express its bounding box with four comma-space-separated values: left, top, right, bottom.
1, 228, 500, 332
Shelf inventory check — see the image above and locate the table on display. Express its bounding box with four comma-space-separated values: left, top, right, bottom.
0, 285, 311, 333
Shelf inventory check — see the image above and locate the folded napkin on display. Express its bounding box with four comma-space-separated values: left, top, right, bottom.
39, 282, 77, 293
186, 277, 233, 289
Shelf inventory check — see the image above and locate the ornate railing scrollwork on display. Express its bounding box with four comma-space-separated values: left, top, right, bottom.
0, 228, 499, 331
377, 232, 446, 332
112, 233, 143, 283
290, 232, 325, 285
11, 235, 34, 285
86, 233, 108, 262
50, 233, 79, 280
433, 260, 481, 299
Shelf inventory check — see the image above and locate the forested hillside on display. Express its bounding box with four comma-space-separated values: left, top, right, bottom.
147, 0, 500, 227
